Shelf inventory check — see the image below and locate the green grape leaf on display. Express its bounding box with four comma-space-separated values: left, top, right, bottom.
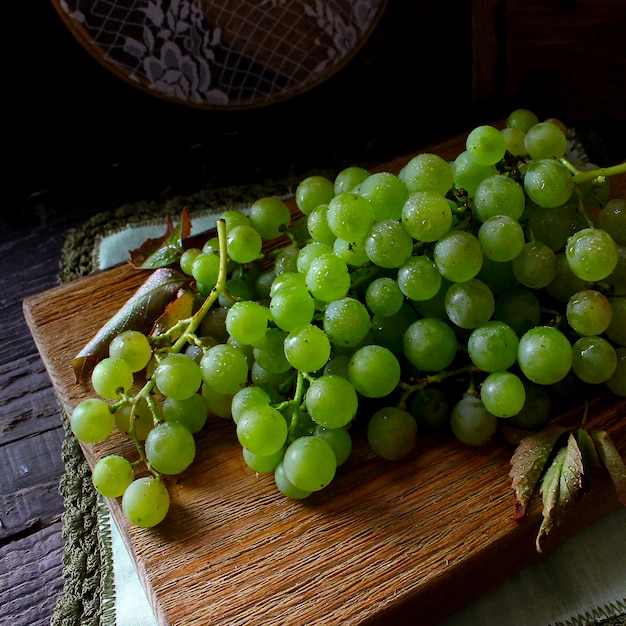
536, 432, 584, 552
129, 209, 192, 269
73, 268, 189, 382
509, 423, 569, 520
591, 430, 626, 506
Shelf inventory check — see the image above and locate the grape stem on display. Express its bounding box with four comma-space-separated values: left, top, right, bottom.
560, 158, 626, 185
396, 364, 474, 409
116, 219, 231, 478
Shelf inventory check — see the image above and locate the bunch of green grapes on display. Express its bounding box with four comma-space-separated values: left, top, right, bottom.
69, 109, 626, 527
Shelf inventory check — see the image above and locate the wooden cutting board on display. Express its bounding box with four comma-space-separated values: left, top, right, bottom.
23, 131, 626, 626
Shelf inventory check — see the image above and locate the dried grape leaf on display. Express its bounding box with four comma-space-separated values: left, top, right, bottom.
591, 430, 626, 506
536, 432, 584, 552
150, 288, 201, 343
574, 427, 603, 488
72, 268, 188, 382
509, 423, 569, 519
129, 209, 192, 269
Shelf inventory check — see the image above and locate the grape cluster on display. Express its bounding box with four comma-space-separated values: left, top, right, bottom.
70, 109, 626, 527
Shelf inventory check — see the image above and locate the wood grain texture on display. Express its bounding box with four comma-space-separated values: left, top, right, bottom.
23, 133, 626, 626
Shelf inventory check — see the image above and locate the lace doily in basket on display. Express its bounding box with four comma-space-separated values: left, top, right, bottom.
52, 0, 388, 109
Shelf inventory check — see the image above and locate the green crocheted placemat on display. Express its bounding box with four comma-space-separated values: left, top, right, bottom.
51, 176, 304, 626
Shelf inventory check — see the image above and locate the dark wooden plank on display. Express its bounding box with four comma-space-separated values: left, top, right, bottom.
0, 521, 65, 626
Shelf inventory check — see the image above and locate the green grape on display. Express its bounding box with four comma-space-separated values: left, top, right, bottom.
466, 125, 506, 166
326, 192, 374, 242
480, 371, 526, 418
365, 277, 404, 317
523, 201, 587, 252
467, 321, 520, 372
397, 255, 442, 302
92, 455, 135, 498
598, 198, 626, 245
506, 108, 539, 133
403, 317, 458, 372
451, 151, 498, 197
433, 230, 483, 282
202, 237, 220, 255
571, 336, 617, 384
511, 240, 558, 289
566, 289, 612, 336
91, 357, 134, 400
545, 252, 589, 304
269, 271, 307, 296
412, 277, 450, 320
273, 246, 299, 274
220, 209, 249, 232
231, 385, 271, 424
477, 258, 519, 294
162, 392, 208, 433
226, 224, 263, 264
198, 306, 229, 343
357, 171, 409, 221
365, 218, 414, 267
254, 268, 277, 300
306, 204, 337, 246
122, 477, 170, 528
348, 344, 401, 397
508, 382, 551, 431
145, 421, 196, 475
250, 362, 292, 401
333, 237, 370, 267
200, 343, 249, 395
236, 404, 288, 456
517, 326, 573, 385
606, 347, 626, 396
473, 174, 526, 222
493, 287, 541, 336
109, 330, 152, 373
296, 241, 334, 273
154, 353, 202, 401
305, 253, 351, 302
371, 302, 418, 353
313, 425, 352, 466
225, 300, 270, 346
367, 406, 417, 460
253, 327, 292, 373
401, 190, 453, 242
282, 436, 337, 492
114, 398, 154, 441
218, 277, 257, 307
450, 395, 498, 446
70, 398, 115, 443
323, 297, 371, 348
202, 383, 234, 419
410, 386, 451, 433
606, 297, 626, 346
501, 127, 526, 156
524, 122, 567, 160
283, 324, 331, 372
180, 247, 202, 276
295, 175, 335, 215
334, 166, 370, 194
192, 252, 220, 292
243, 447, 284, 473
398, 152, 454, 196
477, 215, 525, 262
524, 159, 574, 208
274, 460, 312, 499
565, 227, 618, 282
444, 279, 495, 329
305, 374, 358, 428
323, 353, 352, 378
248, 196, 291, 239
